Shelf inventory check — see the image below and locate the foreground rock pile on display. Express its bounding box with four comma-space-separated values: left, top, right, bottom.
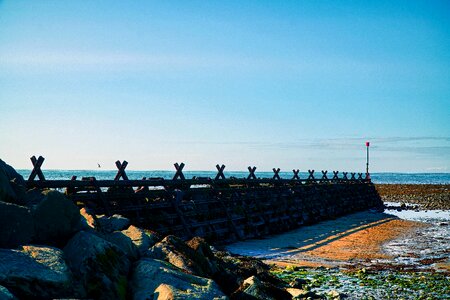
0, 159, 304, 299
376, 184, 450, 210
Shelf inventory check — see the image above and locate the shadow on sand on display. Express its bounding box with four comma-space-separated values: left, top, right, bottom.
225, 210, 399, 260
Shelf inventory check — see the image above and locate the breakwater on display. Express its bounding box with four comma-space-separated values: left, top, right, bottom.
25, 156, 382, 243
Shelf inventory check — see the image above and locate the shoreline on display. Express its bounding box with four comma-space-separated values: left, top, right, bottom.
375, 183, 450, 209
265, 218, 427, 269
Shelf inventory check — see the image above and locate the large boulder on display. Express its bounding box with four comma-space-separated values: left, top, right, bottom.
0, 160, 26, 205
0, 285, 17, 300
129, 258, 227, 300
122, 225, 157, 256
186, 237, 240, 294
103, 231, 139, 260
231, 276, 291, 300
0, 201, 34, 248
64, 231, 130, 300
79, 207, 97, 231
143, 228, 162, 248
0, 246, 73, 299
214, 252, 283, 286
146, 235, 214, 277
32, 190, 81, 245
96, 214, 130, 233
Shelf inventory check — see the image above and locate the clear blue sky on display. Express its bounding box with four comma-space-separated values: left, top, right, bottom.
1, 0, 449, 172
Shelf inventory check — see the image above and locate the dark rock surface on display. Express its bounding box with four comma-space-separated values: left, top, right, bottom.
103, 231, 140, 260
0, 201, 34, 248
231, 275, 292, 300
96, 214, 131, 233
146, 235, 214, 277
0, 160, 26, 205
0, 246, 73, 299
0, 285, 16, 300
129, 258, 227, 300
31, 190, 81, 245
122, 225, 156, 256
64, 231, 130, 300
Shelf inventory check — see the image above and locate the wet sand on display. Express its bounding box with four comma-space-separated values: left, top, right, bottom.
226, 207, 449, 271
265, 217, 425, 268
226, 184, 449, 272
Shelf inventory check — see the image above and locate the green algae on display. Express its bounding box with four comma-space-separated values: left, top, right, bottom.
271, 266, 450, 299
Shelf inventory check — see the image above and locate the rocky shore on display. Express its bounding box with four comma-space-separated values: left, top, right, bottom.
375, 184, 450, 209
0, 159, 308, 299
1, 158, 448, 299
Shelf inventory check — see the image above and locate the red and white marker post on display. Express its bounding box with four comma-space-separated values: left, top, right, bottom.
365, 141, 370, 180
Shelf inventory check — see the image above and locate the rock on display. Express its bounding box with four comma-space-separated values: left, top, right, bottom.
0, 201, 34, 248
0, 171, 17, 204
129, 258, 227, 300
186, 237, 220, 273
79, 207, 97, 230
286, 288, 324, 299
103, 231, 139, 260
0, 285, 17, 300
143, 229, 162, 247
286, 287, 307, 298
32, 190, 81, 245
184, 239, 240, 295
122, 225, 152, 256
146, 235, 213, 277
289, 277, 309, 288
63, 231, 130, 300
0, 246, 73, 299
214, 251, 284, 288
23, 188, 45, 207
187, 236, 215, 259
96, 214, 130, 233
231, 275, 291, 300
327, 289, 345, 299
0, 160, 26, 206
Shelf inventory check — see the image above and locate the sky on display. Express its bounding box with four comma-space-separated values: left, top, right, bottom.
0, 0, 449, 172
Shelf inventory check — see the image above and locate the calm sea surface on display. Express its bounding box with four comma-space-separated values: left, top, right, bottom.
16, 170, 450, 184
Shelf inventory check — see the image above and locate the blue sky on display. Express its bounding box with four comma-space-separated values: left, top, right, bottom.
0, 0, 449, 172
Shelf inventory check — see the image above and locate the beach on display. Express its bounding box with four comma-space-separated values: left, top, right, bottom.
225, 184, 450, 299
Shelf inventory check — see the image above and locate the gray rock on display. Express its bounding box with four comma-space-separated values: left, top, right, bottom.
32, 191, 81, 245
64, 231, 130, 300
232, 276, 292, 300
237, 276, 274, 300
122, 225, 153, 256
289, 277, 309, 288
0, 285, 17, 300
103, 231, 139, 260
146, 235, 213, 277
0, 160, 25, 186
129, 258, 227, 300
0, 201, 34, 248
0, 246, 73, 299
79, 207, 97, 231
96, 214, 130, 233
0, 159, 26, 206
143, 228, 162, 248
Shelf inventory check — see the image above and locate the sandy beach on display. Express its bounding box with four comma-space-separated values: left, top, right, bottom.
225, 184, 450, 298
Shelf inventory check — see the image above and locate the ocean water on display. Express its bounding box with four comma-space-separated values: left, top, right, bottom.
16, 169, 450, 184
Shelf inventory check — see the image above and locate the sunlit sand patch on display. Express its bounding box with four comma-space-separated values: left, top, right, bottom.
266, 218, 426, 266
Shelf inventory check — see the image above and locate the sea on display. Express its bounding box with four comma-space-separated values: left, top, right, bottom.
16, 170, 450, 184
